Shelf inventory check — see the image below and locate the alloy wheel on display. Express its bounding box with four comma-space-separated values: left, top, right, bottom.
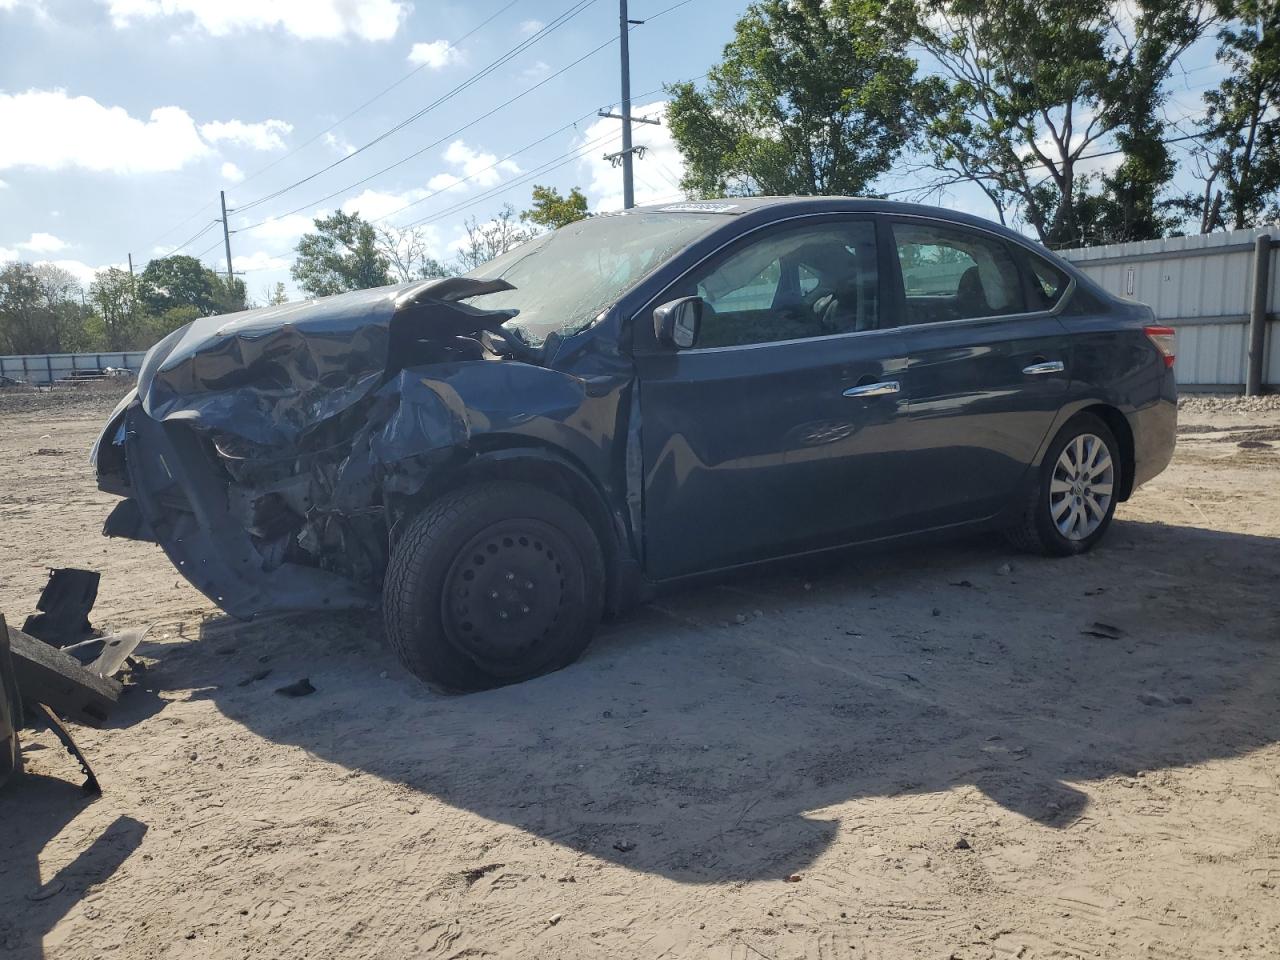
1050, 433, 1114, 540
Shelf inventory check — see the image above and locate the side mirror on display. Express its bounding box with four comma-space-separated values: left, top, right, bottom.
653, 296, 703, 349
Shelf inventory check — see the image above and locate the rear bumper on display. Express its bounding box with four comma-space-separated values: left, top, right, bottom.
1128, 371, 1177, 492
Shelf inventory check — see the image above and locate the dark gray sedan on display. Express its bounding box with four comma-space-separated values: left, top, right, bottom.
94, 198, 1176, 690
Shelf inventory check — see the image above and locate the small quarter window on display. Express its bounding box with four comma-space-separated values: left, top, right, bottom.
1026, 253, 1070, 310
891, 222, 1025, 324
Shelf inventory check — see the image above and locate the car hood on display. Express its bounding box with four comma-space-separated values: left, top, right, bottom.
135, 277, 516, 448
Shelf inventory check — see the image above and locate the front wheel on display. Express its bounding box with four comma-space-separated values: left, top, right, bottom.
1004, 413, 1123, 556
382, 482, 605, 692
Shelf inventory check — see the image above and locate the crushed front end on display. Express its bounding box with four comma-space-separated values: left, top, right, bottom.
92, 278, 526, 619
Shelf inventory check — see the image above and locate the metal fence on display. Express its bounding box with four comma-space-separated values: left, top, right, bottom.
1059, 226, 1278, 393
0, 351, 147, 385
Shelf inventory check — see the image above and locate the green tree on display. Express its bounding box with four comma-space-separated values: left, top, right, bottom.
89, 267, 143, 350
1192, 0, 1280, 231
292, 210, 391, 296
521, 185, 591, 229
0, 262, 89, 354
666, 0, 919, 197
209, 273, 248, 314
265, 282, 290, 305
139, 255, 215, 315
910, 0, 1215, 246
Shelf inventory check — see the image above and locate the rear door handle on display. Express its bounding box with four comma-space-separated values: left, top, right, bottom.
843, 380, 900, 398
1022, 360, 1065, 376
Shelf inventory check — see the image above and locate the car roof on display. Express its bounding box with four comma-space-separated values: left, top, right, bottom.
623, 195, 1050, 256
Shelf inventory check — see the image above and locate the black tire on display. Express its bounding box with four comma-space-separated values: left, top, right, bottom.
382, 482, 605, 692
1004, 413, 1123, 556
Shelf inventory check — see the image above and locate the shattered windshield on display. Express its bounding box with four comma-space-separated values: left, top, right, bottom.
462, 212, 721, 346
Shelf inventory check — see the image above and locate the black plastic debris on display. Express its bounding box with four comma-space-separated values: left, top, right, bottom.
22, 568, 100, 647
275, 678, 316, 698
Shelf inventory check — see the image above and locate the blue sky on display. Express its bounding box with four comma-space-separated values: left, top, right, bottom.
0, 0, 738, 299
0, 0, 1226, 301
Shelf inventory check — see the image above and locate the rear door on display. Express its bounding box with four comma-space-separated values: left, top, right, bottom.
634, 216, 913, 579
885, 217, 1071, 527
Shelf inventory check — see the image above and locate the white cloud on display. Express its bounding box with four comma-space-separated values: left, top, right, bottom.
16, 231, 67, 253
40, 258, 118, 287
521, 60, 550, 82
100, 0, 409, 41
200, 118, 292, 151
323, 131, 356, 156
421, 140, 518, 196
518, 19, 543, 34
221, 161, 245, 182
441, 139, 518, 187
243, 212, 315, 247
0, 90, 210, 174
341, 187, 428, 221
0, 0, 48, 15
426, 172, 465, 194
0, 179, 8, 189
579, 100, 685, 212
0, 246, 19, 263
232, 250, 289, 272
407, 39, 461, 69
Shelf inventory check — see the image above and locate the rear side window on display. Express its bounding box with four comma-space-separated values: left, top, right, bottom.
1025, 252, 1070, 310
891, 222, 1025, 324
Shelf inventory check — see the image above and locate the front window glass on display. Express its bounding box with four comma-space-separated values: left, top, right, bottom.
892, 222, 1025, 324
674, 219, 880, 348
462, 212, 720, 346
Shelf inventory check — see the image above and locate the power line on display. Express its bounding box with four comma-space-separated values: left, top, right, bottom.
234, 31, 621, 230
230, 0, 603, 216
882, 120, 1267, 200
399, 129, 624, 230
157, 218, 221, 258
230, 0, 526, 194
131, 0, 526, 253
370, 95, 669, 226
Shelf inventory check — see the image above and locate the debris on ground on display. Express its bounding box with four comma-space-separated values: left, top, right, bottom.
1082, 622, 1125, 639
22, 568, 100, 647
275, 678, 316, 698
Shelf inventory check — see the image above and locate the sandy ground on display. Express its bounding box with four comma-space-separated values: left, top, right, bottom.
1, 384, 1278, 960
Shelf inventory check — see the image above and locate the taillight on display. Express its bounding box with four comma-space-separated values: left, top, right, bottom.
1145, 325, 1175, 368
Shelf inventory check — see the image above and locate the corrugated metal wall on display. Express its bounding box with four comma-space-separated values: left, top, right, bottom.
1059, 226, 1277, 390
0, 351, 147, 385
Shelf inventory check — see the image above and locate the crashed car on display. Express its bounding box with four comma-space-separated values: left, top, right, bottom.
94, 198, 1176, 690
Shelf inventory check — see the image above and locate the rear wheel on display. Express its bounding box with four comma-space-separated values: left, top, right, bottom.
382, 482, 605, 691
1005, 413, 1122, 556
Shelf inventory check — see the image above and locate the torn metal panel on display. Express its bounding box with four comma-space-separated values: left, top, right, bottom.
135, 277, 515, 447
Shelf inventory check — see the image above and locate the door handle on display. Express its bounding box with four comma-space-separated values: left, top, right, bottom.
1022, 360, 1065, 376
843, 380, 900, 398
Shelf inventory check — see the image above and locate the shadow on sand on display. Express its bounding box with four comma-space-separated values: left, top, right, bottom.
90, 520, 1280, 885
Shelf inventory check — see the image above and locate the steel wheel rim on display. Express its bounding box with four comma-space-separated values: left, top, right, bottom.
441, 520, 569, 668
1050, 433, 1114, 541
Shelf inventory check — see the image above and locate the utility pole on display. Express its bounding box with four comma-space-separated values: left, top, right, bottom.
219, 190, 234, 281
598, 0, 658, 209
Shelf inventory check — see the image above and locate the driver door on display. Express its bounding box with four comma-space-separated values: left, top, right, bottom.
633, 216, 914, 580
